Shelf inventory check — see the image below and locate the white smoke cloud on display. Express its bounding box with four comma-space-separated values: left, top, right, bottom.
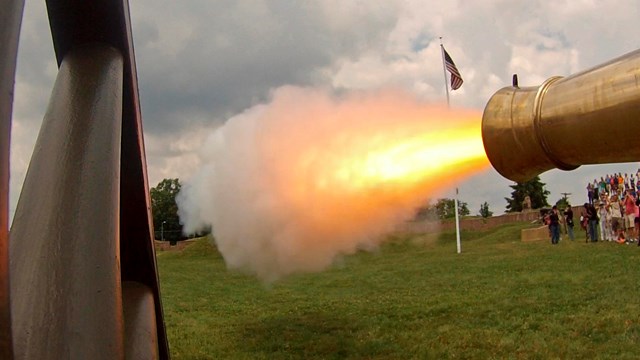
178, 86, 487, 282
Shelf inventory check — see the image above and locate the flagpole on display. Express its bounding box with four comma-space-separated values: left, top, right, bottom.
439, 37, 451, 108
454, 187, 461, 253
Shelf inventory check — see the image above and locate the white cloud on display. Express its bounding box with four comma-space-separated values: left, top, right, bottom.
11, 0, 640, 225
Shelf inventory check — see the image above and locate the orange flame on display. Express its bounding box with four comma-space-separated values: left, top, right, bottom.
276, 105, 490, 234
327, 119, 487, 190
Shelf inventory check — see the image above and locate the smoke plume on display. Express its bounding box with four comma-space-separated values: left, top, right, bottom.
177, 86, 488, 282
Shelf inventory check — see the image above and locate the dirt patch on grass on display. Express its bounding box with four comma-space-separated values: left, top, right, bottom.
154, 239, 196, 252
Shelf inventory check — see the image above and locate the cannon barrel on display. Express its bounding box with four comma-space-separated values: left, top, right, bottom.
482, 49, 640, 183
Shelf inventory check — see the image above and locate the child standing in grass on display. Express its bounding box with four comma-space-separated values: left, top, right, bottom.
610, 194, 623, 240
598, 202, 608, 241
604, 204, 614, 241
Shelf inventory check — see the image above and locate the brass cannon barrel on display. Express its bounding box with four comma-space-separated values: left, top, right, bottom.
482, 49, 640, 183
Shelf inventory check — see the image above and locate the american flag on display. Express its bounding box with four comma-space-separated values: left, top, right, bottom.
443, 48, 463, 90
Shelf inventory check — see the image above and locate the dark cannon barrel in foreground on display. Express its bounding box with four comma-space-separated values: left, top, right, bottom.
1, 0, 169, 358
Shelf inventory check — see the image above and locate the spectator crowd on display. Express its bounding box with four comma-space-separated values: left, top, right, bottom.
581, 172, 640, 245
544, 171, 640, 246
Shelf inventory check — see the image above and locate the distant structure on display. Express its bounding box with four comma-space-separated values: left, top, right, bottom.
522, 195, 532, 211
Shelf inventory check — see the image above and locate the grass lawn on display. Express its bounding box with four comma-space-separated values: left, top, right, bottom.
157, 222, 640, 359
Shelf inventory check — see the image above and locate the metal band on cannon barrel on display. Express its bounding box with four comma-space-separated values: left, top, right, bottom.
482, 48, 640, 183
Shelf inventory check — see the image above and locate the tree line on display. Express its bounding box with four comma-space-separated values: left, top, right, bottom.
150, 178, 209, 242
150, 176, 554, 241
413, 176, 552, 220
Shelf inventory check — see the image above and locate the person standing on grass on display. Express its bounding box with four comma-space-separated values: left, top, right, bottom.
580, 205, 589, 241
636, 196, 640, 247
597, 202, 608, 241
585, 203, 599, 242
635, 209, 640, 242
549, 206, 560, 244
623, 189, 637, 242
610, 194, 623, 240
604, 204, 614, 241
564, 205, 575, 241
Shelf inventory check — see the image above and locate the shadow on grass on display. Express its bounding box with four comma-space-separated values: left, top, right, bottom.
237, 311, 398, 359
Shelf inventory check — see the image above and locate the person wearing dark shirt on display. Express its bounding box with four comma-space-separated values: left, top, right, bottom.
564, 205, 575, 241
585, 203, 599, 242
549, 206, 560, 244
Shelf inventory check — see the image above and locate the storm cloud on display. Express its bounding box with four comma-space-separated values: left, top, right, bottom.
11, 0, 640, 218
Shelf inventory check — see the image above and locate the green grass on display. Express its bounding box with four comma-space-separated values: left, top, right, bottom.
157, 223, 640, 359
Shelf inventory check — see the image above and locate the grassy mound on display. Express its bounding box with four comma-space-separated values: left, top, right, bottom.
158, 223, 640, 359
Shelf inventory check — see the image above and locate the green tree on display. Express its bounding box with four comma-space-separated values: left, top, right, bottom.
150, 178, 183, 241
479, 202, 493, 218
555, 197, 570, 211
414, 200, 438, 221
505, 176, 550, 212
435, 198, 470, 219
414, 198, 469, 220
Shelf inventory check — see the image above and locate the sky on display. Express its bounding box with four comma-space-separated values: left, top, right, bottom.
10, 0, 640, 221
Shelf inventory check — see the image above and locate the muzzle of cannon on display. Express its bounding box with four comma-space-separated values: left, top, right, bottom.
482, 49, 640, 183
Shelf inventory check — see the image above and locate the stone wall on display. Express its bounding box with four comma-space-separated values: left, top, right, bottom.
399, 206, 583, 234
